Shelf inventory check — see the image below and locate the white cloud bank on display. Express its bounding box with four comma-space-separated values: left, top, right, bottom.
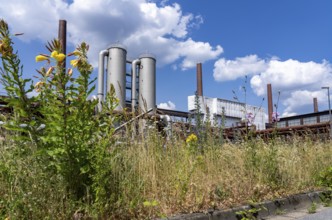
213, 55, 267, 81
213, 56, 332, 115
158, 101, 176, 110
0, 0, 222, 69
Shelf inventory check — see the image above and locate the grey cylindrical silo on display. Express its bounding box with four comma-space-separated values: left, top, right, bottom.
138, 54, 156, 112
107, 44, 127, 111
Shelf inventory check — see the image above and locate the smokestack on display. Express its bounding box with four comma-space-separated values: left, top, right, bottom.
267, 84, 273, 123
313, 97, 318, 113
197, 63, 203, 96
58, 20, 67, 68
57, 20, 67, 92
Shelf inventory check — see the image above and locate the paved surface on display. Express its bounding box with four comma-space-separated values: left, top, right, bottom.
163, 191, 331, 220
266, 204, 332, 220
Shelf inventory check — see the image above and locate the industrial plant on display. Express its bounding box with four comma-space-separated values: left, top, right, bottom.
93, 42, 331, 139
0, 27, 331, 139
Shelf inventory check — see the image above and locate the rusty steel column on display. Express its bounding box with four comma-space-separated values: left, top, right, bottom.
313, 97, 318, 113
58, 20, 67, 68
267, 84, 273, 123
196, 63, 203, 96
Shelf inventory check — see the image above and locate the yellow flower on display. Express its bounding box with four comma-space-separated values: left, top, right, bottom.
50, 50, 66, 62
55, 53, 66, 62
70, 59, 79, 67
186, 134, 198, 144
50, 50, 58, 58
35, 54, 49, 62
68, 50, 81, 56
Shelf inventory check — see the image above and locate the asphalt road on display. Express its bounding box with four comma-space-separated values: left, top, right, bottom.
299, 207, 332, 220
266, 206, 332, 220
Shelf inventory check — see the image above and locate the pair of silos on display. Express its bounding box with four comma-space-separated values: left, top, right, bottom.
98, 44, 156, 112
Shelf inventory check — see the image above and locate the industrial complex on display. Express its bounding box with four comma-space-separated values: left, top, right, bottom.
1, 38, 331, 139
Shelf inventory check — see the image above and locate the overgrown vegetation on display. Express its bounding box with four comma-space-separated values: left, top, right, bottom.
1, 19, 332, 219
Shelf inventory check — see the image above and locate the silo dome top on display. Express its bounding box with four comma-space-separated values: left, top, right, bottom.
107, 43, 127, 51
139, 53, 156, 60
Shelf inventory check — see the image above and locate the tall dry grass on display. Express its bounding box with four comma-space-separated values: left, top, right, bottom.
102, 126, 332, 219
1, 123, 332, 219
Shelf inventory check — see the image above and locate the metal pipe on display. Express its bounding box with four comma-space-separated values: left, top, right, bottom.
114, 108, 153, 133
197, 63, 203, 96
131, 59, 141, 112
267, 84, 273, 123
97, 50, 109, 112
160, 114, 172, 140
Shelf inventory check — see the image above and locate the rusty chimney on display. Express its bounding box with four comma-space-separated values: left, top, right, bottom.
196, 63, 203, 96
58, 20, 67, 67
267, 84, 273, 123
313, 97, 318, 113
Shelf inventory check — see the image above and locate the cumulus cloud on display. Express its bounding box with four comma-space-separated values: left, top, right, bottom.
158, 101, 176, 110
213, 55, 332, 115
282, 90, 327, 116
213, 55, 267, 81
0, 0, 222, 68
250, 59, 332, 96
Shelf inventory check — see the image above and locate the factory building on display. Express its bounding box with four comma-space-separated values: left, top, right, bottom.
277, 110, 331, 128
188, 95, 266, 130
187, 63, 266, 130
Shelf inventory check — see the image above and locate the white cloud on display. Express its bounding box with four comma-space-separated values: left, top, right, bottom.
0, 0, 67, 41
250, 59, 332, 96
213, 55, 267, 81
213, 55, 332, 115
282, 90, 327, 115
0, 0, 221, 68
158, 101, 176, 110
281, 112, 297, 117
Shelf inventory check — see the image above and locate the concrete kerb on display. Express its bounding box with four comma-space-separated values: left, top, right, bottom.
161, 190, 329, 220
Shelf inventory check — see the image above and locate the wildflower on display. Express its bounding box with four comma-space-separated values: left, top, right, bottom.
56, 53, 66, 62
35, 54, 49, 62
186, 133, 198, 144
68, 68, 73, 76
68, 50, 81, 57
272, 112, 280, 122
246, 112, 255, 126
50, 50, 58, 58
34, 81, 44, 92
50, 50, 66, 62
70, 59, 79, 67
45, 66, 54, 77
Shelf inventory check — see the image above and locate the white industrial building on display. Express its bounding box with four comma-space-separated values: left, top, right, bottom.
188, 95, 266, 130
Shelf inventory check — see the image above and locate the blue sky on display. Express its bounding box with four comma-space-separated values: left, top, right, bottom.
1, 0, 332, 117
